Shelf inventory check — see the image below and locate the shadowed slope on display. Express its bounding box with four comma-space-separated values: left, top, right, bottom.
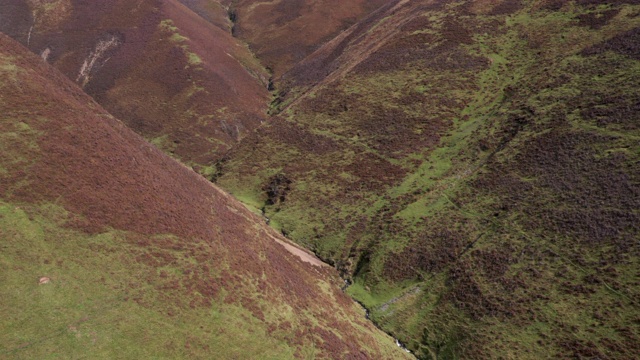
0, 33, 411, 359
216, 0, 640, 358
0, 0, 269, 171
177, 0, 234, 31
229, 0, 388, 77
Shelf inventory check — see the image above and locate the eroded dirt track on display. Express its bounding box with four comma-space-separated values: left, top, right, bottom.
268, 234, 328, 267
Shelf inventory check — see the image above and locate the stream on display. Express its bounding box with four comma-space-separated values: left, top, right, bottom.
260, 212, 416, 356
345, 280, 415, 356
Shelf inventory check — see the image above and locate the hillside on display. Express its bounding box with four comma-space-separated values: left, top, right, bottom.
228, 0, 388, 77
215, 0, 640, 358
0, 33, 412, 359
0, 0, 269, 172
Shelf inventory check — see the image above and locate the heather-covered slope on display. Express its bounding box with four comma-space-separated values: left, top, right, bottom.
216, 1, 640, 358
0, 0, 269, 172
177, 0, 235, 31
229, 0, 388, 77
0, 33, 411, 359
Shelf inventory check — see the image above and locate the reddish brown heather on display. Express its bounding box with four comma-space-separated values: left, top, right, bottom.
230, 0, 389, 77
0, 0, 270, 167
177, 0, 235, 31
0, 33, 409, 359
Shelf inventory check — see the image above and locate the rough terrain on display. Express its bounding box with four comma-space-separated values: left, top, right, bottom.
215, 1, 640, 358
0, 33, 411, 359
2, 0, 639, 358
0, 0, 270, 172
229, 0, 389, 77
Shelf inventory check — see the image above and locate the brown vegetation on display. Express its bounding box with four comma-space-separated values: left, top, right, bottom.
0, 0, 270, 168
0, 33, 409, 359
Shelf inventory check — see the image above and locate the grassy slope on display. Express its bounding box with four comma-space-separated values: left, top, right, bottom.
0, 33, 411, 359
217, 1, 640, 358
0, 204, 295, 359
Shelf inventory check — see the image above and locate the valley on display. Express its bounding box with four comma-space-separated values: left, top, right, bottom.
1, 0, 639, 359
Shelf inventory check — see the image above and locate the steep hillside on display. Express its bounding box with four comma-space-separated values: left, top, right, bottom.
178, 0, 234, 31
0, 0, 269, 172
0, 33, 411, 359
229, 0, 388, 77
216, 0, 640, 358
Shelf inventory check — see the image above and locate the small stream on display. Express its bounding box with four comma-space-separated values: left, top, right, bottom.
261, 214, 416, 357
343, 280, 416, 357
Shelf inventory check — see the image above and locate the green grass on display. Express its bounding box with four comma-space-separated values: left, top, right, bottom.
187, 52, 202, 66
158, 19, 203, 68
170, 32, 189, 43
217, 1, 640, 358
0, 201, 297, 359
159, 19, 179, 33
346, 278, 419, 311
0, 55, 20, 88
